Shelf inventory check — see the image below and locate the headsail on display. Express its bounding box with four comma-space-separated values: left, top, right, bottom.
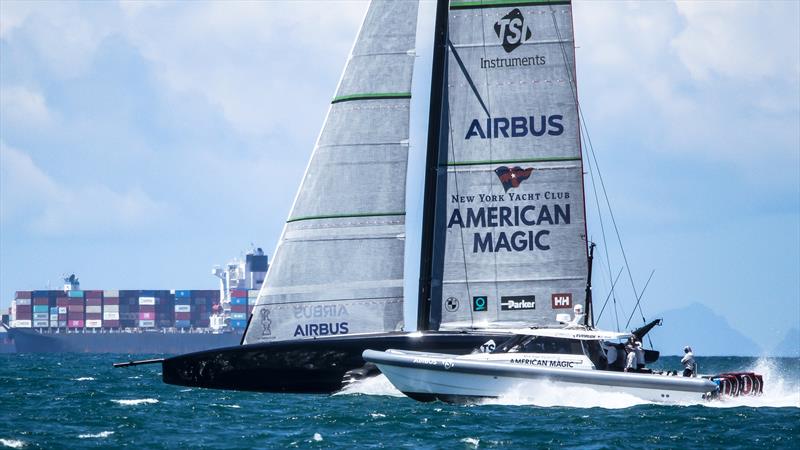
244, 0, 420, 344
435, 0, 588, 329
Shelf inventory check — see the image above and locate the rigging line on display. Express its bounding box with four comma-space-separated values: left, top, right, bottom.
446, 84, 474, 326
595, 267, 623, 325
581, 115, 620, 330
626, 269, 655, 348
548, 5, 649, 329
625, 269, 655, 329
478, 6, 503, 312
447, 39, 490, 118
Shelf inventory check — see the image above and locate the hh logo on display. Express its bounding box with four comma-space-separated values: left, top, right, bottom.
472, 296, 488, 312
552, 293, 572, 309
494, 8, 533, 53
495, 166, 533, 192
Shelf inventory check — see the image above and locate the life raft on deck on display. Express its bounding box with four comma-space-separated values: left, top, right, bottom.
709, 372, 763, 398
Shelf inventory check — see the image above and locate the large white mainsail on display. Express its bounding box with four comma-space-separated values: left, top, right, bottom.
244, 0, 420, 344
436, 0, 588, 329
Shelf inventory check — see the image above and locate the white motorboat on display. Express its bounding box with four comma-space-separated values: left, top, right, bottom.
364, 312, 762, 403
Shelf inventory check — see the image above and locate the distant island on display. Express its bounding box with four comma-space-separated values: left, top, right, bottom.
629, 302, 797, 357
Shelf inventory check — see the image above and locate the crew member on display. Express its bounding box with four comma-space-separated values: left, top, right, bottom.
681, 346, 696, 377
624, 342, 636, 372
635, 341, 646, 371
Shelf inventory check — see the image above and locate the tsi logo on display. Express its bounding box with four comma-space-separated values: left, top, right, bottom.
494, 8, 533, 53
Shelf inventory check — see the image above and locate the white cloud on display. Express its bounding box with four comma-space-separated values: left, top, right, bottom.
0, 142, 170, 236
0, 85, 53, 127
672, 1, 799, 82
573, 0, 799, 183
118, 2, 368, 137
0, 1, 121, 79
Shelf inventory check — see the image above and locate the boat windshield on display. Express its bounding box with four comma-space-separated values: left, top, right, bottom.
492, 335, 584, 355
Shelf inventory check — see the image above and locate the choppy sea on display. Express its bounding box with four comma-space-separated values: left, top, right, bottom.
0, 354, 797, 449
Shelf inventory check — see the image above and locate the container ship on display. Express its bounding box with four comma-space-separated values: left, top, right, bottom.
3, 249, 268, 354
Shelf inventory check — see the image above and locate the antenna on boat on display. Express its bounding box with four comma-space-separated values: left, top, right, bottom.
584, 242, 596, 328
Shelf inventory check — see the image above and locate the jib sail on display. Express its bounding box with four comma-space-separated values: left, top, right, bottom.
244, 0, 419, 343
436, 0, 588, 329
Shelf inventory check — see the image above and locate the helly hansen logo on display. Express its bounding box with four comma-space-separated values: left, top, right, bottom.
494, 8, 533, 53
552, 293, 572, 309
495, 166, 533, 192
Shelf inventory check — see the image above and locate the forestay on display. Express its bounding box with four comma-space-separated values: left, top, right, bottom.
244, 0, 419, 344
438, 0, 588, 329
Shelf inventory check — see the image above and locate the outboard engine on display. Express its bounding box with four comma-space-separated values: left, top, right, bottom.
709, 372, 764, 398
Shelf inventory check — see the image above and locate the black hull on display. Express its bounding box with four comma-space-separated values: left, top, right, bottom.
161, 331, 508, 393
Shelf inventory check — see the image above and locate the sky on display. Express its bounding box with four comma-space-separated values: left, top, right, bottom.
1, 1, 798, 353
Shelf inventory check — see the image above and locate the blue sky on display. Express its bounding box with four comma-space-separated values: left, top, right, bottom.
1, 1, 798, 352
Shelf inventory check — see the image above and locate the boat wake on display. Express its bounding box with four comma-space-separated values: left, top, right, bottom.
699, 358, 800, 409
483, 358, 799, 409
333, 374, 404, 397
78, 431, 114, 439
0, 439, 26, 449
111, 398, 159, 406
72, 377, 95, 382
482, 380, 653, 409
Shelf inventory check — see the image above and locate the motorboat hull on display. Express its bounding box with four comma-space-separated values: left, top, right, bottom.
363, 349, 719, 403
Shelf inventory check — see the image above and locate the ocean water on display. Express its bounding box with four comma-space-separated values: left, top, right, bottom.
0, 355, 797, 449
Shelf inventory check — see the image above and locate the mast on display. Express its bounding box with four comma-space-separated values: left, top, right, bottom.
417, 0, 450, 332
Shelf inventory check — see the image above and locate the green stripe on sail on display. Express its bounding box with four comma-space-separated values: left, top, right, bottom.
287, 212, 406, 223
331, 92, 411, 104
450, 0, 571, 10
447, 156, 581, 167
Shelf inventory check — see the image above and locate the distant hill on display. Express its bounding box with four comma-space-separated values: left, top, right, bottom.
643, 302, 761, 356
772, 327, 800, 357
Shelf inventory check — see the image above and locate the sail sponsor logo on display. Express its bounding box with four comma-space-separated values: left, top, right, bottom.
495, 8, 532, 53
500, 295, 536, 311
472, 296, 488, 312
495, 166, 533, 192
259, 307, 272, 337
464, 116, 563, 140
445, 297, 460, 312
447, 203, 570, 253
552, 293, 572, 309
292, 304, 348, 319
293, 322, 349, 337
480, 8, 546, 69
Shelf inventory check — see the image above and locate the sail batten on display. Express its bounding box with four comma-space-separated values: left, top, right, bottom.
244, 0, 420, 344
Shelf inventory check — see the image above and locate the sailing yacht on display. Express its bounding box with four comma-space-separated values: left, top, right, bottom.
120, 0, 760, 397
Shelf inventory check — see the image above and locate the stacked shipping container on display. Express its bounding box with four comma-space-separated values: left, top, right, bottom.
10, 289, 222, 331
230, 289, 248, 329
103, 290, 120, 328
13, 291, 32, 328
